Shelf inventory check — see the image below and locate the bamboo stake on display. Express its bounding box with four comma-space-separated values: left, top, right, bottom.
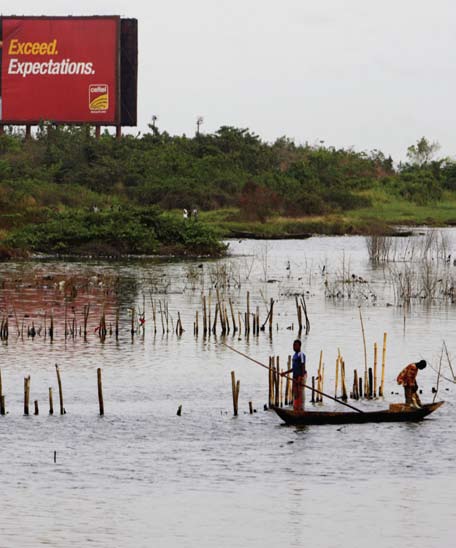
208, 294, 212, 336
368, 367, 373, 399
229, 298, 236, 332
268, 357, 273, 408
341, 359, 348, 401
433, 346, 444, 403
97, 368, 104, 416
353, 369, 359, 399
55, 364, 65, 415
295, 296, 302, 333
202, 295, 207, 335
231, 371, 238, 416
317, 350, 323, 402
335, 356, 339, 398
24, 376, 30, 415
379, 332, 387, 397
275, 356, 280, 406
279, 370, 283, 407
373, 342, 378, 397
246, 291, 250, 334
285, 356, 291, 405
212, 304, 218, 335
49, 387, 54, 415
269, 298, 274, 333
359, 307, 368, 394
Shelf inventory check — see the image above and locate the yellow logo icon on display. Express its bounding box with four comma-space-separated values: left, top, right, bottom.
89, 84, 109, 113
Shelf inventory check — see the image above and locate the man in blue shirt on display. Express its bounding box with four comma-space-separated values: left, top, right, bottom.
282, 339, 307, 410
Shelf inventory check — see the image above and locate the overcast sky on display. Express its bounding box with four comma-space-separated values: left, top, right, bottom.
2, 0, 455, 160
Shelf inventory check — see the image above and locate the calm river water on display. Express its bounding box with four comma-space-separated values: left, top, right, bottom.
1, 231, 455, 547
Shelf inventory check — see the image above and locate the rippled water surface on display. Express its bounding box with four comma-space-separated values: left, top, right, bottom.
1, 232, 456, 547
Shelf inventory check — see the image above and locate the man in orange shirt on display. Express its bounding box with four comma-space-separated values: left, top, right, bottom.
397, 360, 427, 407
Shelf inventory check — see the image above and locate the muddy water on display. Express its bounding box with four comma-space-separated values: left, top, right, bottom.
1, 232, 456, 548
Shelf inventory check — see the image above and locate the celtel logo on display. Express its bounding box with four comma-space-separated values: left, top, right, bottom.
89, 84, 109, 113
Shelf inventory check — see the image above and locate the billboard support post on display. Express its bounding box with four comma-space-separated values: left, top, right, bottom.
116, 125, 122, 140
95, 126, 101, 140
25, 125, 31, 140
0, 126, 3, 136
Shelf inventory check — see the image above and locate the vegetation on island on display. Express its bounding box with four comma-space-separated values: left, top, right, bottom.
0, 123, 455, 257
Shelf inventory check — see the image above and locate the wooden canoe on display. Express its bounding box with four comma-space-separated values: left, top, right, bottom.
272, 401, 444, 426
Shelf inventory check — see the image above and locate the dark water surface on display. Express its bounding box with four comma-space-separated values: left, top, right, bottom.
1, 233, 455, 547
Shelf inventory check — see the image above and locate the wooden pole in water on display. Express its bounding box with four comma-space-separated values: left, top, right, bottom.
285, 355, 291, 405
34, 400, 39, 415
55, 364, 64, 415
275, 356, 280, 406
246, 291, 250, 334
49, 387, 54, 415
268, 357, 273, 408
231, 371, 238, 416
24, 376, 30, 415
317, 350, 323, 403
97, 368, 104, 416
353, 369, 359, 400
368, 367, 373, 399
373, 342, 378, 397
341, 359, 348, 401
295, 296, 302, 333
249, 401, 253, 414
203, 295, 208, 335
229, 298, 237, 333
269, 299, 274, 334
311, 376, 315, 403
0, 366, 5, 414
212, 304, 218, 335
359, 307, 368, 396
380, 332, 387, 397
335, 356, 339, 398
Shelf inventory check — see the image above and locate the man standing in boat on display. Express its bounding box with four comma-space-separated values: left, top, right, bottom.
396, 360, 427, 407
282, 340, 307, 411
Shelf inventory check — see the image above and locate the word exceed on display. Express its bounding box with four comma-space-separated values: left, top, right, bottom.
8, 38, 58, 55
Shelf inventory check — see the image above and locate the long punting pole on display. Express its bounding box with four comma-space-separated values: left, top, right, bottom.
222, 343, 364, 413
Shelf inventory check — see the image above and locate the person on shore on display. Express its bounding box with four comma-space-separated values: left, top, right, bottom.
396, 360, 427, 407
282, 340, 307, 411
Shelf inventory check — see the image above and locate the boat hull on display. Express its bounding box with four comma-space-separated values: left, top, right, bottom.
272, 402, 444, 425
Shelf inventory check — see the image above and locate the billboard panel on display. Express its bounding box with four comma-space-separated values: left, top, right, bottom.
0, 16, 120, 124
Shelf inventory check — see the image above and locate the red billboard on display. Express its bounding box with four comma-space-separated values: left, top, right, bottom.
0, 16, 120, 124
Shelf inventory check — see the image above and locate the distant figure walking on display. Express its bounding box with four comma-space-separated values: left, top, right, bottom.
397, 360, 427, 407
282, 339, 307, 411
183, 208, 188, 220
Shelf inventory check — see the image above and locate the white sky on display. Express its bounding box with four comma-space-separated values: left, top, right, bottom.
2, 0, 455, 160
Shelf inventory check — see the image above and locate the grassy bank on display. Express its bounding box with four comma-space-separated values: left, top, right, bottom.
3, 207, 226, 258
202, 189, 456, 238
